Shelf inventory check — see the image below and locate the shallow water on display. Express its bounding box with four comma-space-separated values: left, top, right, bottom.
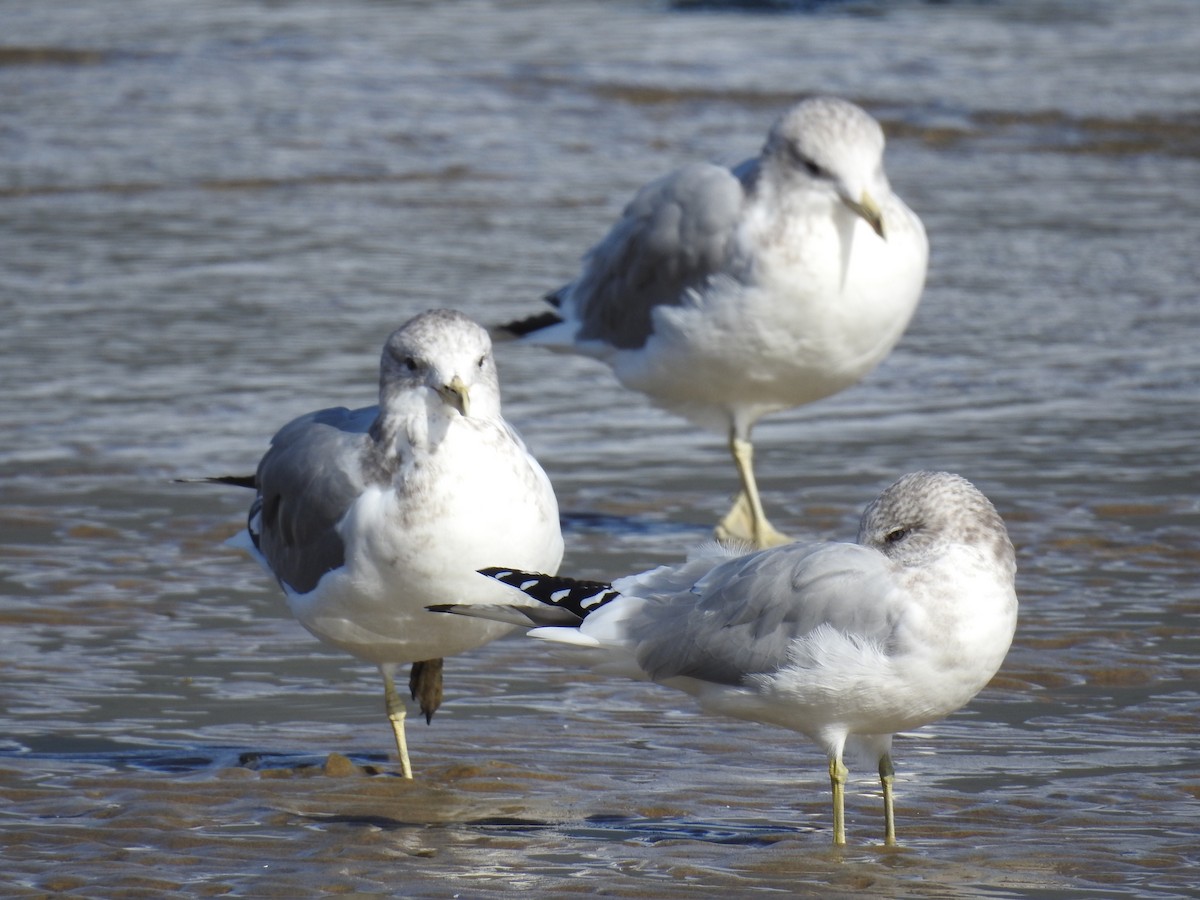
2, 0, 1199, 896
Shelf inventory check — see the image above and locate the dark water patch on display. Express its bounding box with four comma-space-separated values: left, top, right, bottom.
467, 815, 559, 833
0, 742, 403, 777
301, 811, 517, 831
889, 107, 1200, 157
560, 509, 703, 539
575, 81, 816, 110
2, 743, 237, 775
980, 109, 1200, 157
0, 46, 106, 66
567, 812, 803, 846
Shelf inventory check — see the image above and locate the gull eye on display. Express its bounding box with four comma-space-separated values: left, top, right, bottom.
477, 355, 487, 369
791, 147, 824, 178
403, 356, 419, 372
883, 527, 910, 545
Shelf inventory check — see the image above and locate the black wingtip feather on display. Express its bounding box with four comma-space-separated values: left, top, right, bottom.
175, 474, 258, 489
495, 310, 564, 338
479, 566, 620, 619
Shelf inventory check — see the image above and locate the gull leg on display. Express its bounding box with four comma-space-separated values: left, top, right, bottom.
381, 665, 413, 779
829, 755, 849, 847
715, 434, 789, 549
409, 658, 445, 724
880, 753, 897, 846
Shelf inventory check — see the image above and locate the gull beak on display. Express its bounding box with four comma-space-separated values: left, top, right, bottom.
437, 375, 470, 417
842, 189, 886, 240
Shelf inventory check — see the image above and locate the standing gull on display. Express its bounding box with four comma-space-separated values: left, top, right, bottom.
224, 309, 563, 778
505, 97, 928, 548
434, 472, 1016, 844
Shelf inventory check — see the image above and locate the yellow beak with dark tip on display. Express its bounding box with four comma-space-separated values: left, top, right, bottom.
437, 375, 470, 417
843, 190, 886, 240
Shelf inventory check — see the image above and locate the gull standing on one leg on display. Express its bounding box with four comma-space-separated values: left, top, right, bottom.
434, 472, 1017, 845
220, 309, 564, 778
504, 97, 928, 548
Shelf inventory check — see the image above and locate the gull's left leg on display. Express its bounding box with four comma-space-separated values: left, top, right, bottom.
715, 432, 790, 549
879, 753, 897, 846
829, 754, 849, 847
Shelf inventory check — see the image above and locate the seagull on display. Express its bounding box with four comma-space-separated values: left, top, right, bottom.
433, 471, 1016, 845
503, 97, 928, 548
216, 309, 563, 778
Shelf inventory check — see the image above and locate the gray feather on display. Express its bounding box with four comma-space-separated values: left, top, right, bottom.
631, 543, 897, 686
252, 405, 379, 594
568, 161, 747, 350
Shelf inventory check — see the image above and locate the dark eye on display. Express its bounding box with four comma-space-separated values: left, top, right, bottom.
403, 356, 419, 372
477, 355, 487, 369
791, 148, 823, 178
883, 527, 910, 545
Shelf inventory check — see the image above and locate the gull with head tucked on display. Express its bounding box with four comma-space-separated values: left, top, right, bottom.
216, 309, 564, 778
434, 472, 1016, 845
505, 97, 928, 548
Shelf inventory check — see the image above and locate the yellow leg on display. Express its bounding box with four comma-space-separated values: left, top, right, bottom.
714, 435, 790, 549
829, 755, 848, 847
382, 667, 414, 779
880, 754, 897, 846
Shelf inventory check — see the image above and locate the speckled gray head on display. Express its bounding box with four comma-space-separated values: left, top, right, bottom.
378, 309, 501, 417
857, 471, 1016, 579
762, 96, 890, 237
768, 96, 884, 161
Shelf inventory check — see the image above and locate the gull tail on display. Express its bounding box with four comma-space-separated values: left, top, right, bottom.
428, 567, 621, 628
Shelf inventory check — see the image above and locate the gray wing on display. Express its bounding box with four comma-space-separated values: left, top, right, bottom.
632, 542, 900, 686
251, 405, 379, 594
567, 160, 750, 350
